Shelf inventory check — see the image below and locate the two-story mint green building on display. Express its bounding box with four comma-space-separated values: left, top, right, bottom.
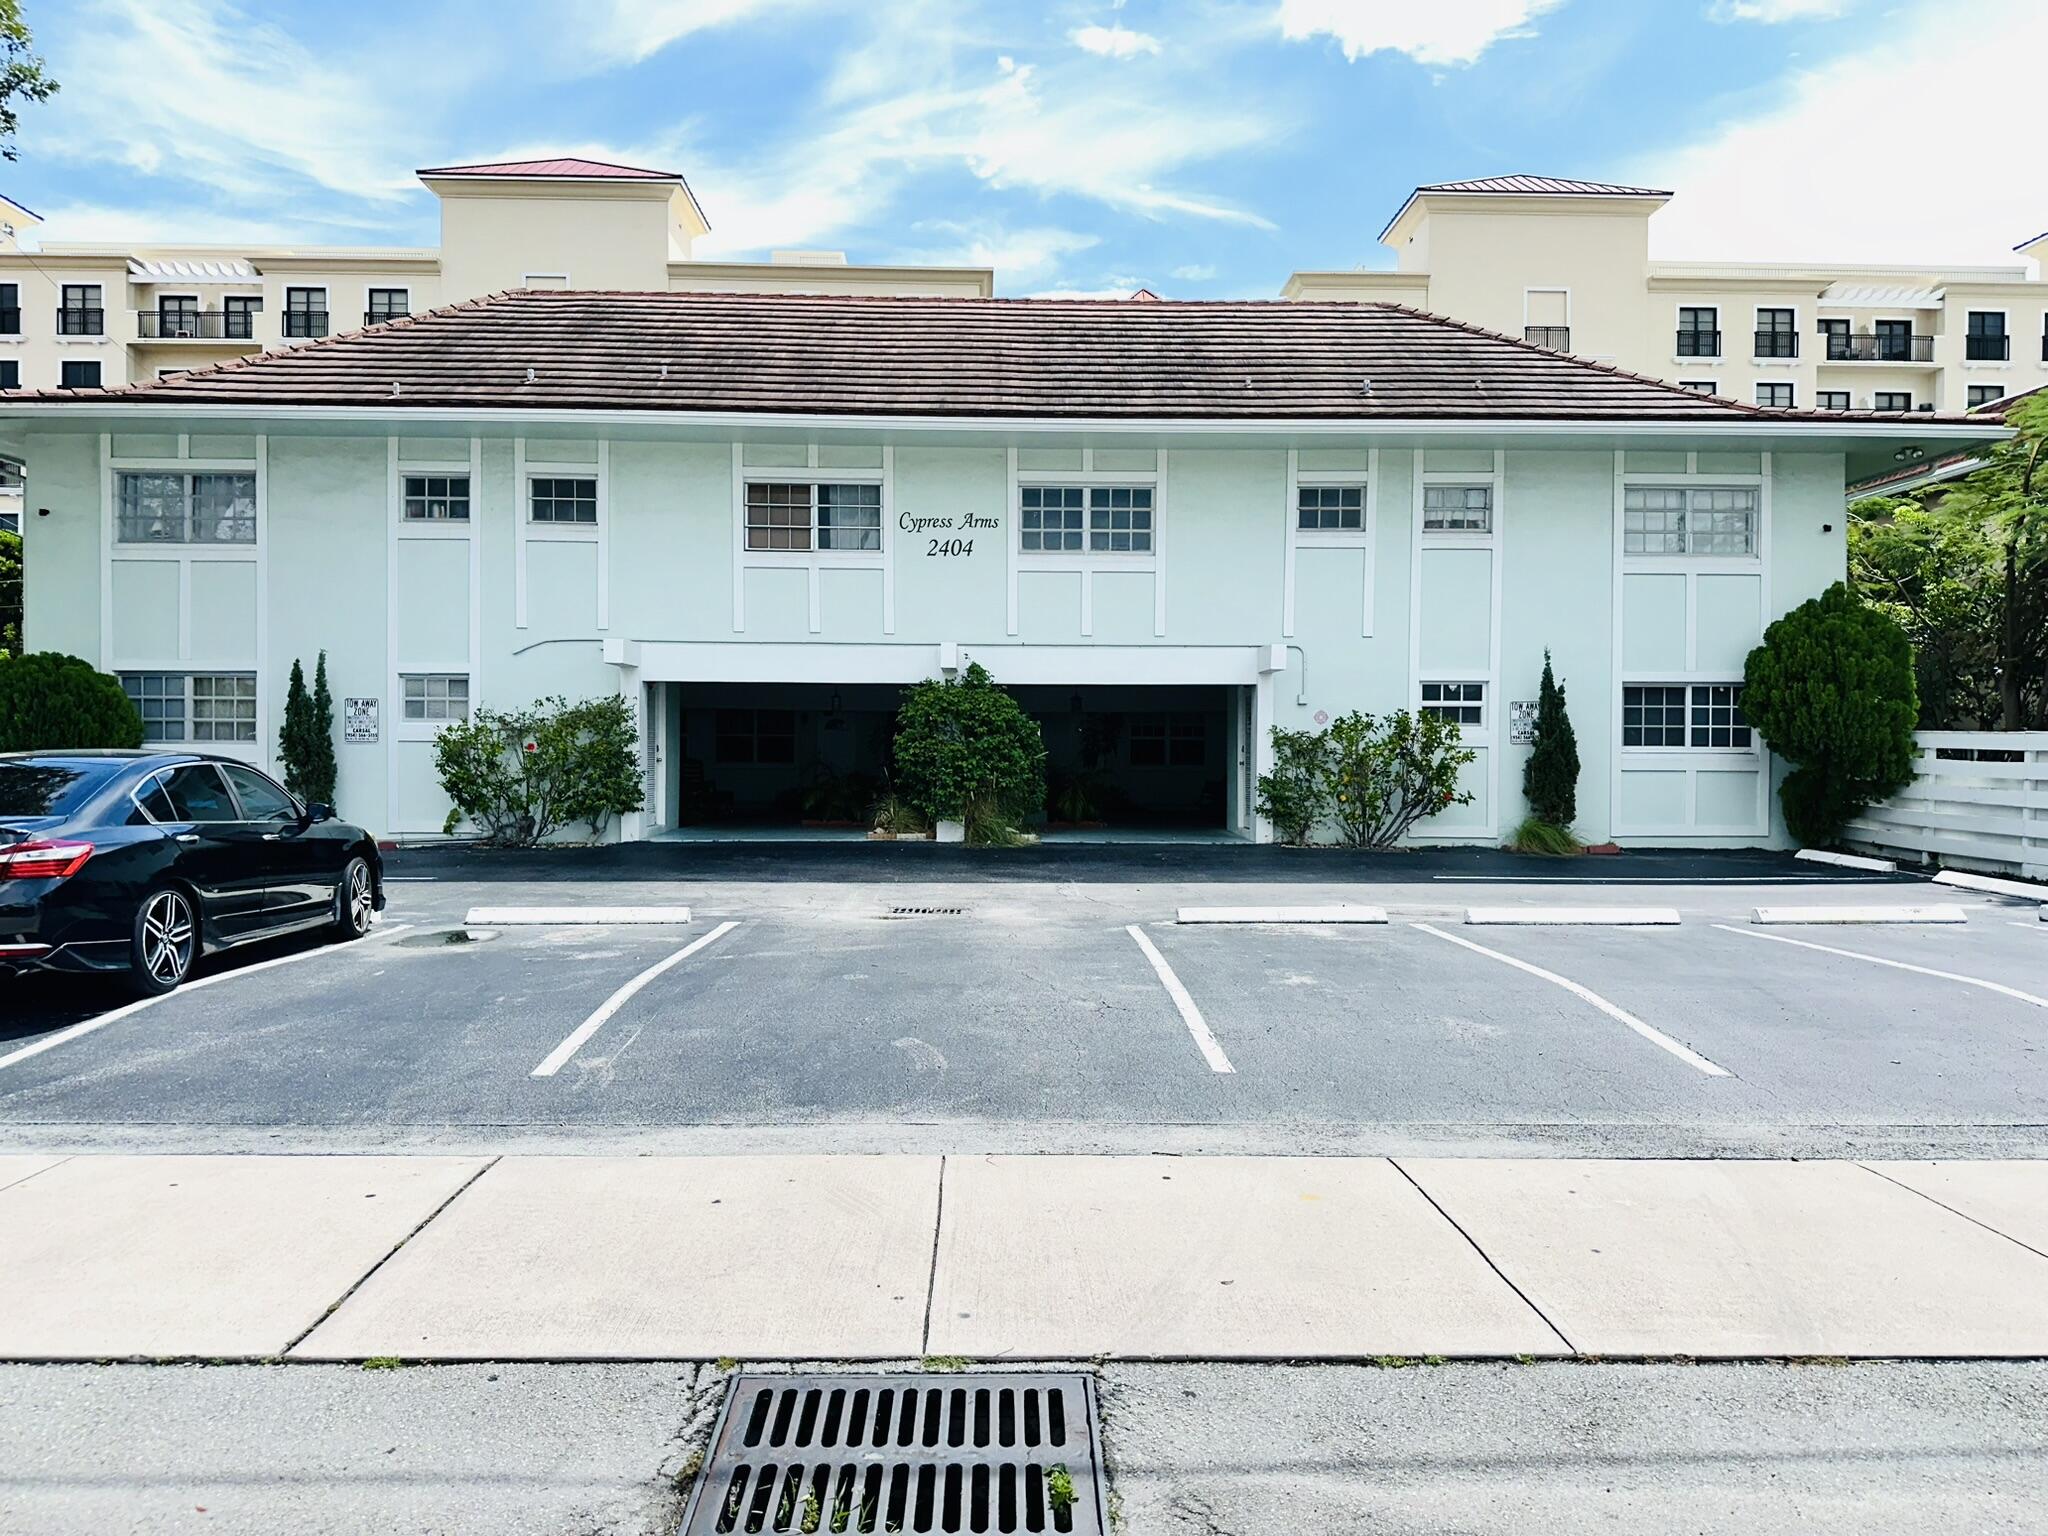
0, 291, 2001, 844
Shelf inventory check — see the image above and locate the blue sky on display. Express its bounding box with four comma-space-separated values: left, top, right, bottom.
10, 0, 2044, 295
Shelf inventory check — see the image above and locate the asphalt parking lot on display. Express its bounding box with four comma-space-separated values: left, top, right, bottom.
3, 846, 2044, 1158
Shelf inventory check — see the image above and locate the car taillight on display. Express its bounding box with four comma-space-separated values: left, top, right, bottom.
0, 839, 94, 880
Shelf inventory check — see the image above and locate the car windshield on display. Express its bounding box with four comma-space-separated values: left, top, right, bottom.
0, 761, 120, 819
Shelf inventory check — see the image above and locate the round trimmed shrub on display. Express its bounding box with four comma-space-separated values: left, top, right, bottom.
0, 652, 145, 752
1742, 582, 1917, 847
892, 663, 1045, 839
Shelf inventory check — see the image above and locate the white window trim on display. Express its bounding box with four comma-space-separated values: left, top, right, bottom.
388, 437, 483, 778
1005, 446, 1165, 639
730, 443, 895, 637
522, 272, 570, 287
515, 438, 608, 632
1283, 448, 1376, 639
1408, 448, 1506, 839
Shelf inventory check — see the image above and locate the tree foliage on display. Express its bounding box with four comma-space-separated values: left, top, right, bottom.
434, 693, 644, 846
891, 663, 1046, 839
0, 527, 20, 657
1254, 726, 1335, 845
0, 0, 55, 163
1742, 581, 1918, 846
278, 654, 339, 807
0, 650, 143, 750
1256, 710, 1473, 848
1521, 650, 1579, 828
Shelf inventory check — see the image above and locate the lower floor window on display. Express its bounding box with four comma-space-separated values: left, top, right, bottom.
1817, 391, 1850, 411
1623, 683, 1751, 749
1755, 383, 1794, 408
402, 672, 469, 721
1968, 384, 2007, 409
121, 671, 258, 743
1129, 713, 1205, 767
1874, 391, 1912, 412
715, 708, 796, 764
61, 360, 101, 389
1420, 680, 1485, 727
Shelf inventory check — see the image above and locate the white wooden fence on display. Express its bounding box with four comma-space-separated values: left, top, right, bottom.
1845, 731, 2048, 881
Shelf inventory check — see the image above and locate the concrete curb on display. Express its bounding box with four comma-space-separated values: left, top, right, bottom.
1795, 848, 1898, 873
1752, 905, 1968, 925
1934, 871, 2048, 903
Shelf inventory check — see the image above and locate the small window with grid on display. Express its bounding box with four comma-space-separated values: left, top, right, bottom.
1688, 683, 1751, 748
191, 674, 258, 742
116, 471, 256, 545
120, 673, 186, 742
403, 475, 470, 521
1622, 684, 1689, 748
816, 483, 881, 551
1089, 486, 1153, 552
529, 476, 597, 524
402, 673, 469, 722
1420, 681, 1485, 727
1424, 484, 1492, 533
745, 482, 812, 551
1020, 486, 1085, 552
1817, 391, 1850, 411
1129, 713, 1206, 767
1622, 487, 1688, 555
1297, 485, 1364, 532
1623, 486, 1756, 556
1755, 383, 1794, 408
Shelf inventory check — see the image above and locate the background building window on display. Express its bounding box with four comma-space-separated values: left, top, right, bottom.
1129, 714, 1205, 767
1297, 484, 1363, 532
0, 361, 16, 390
403, 474, 470, 520
1755, 382, 1794, 408
529, 476, 597, 524
1677, 306, 1719, 357
224, 294, 261, 339
121, 673, 257, 743
1874, 391, 1913, 413
1754, 308, 1796, 358
0, 280, 17, 333
60, 360, 101, 389
58, 283, 102, 335
1423, 485, 1492, 532
1420, 681, 1485, 726
1817, 391, 1850, 411
284, 287, 328, 339
1020, 486, 1084, 552
402, 673, 469, 721
1679, 380, 1717, 395
366, 288, 409, 324
1968, 384, 2007, 409
1966, 311, 2009, 361
1623, 486, 1757, 556
116, 471, 256, 544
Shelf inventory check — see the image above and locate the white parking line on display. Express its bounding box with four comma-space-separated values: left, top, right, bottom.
529, 921, 740, 1078
1713, 924, 2048, 1009
466, 905, 692, 926
1176, 905, 1386, 924
1412, 922, 1729, 1077
1465, 907, 1680, 926
1125, 924, 1235, 1074
0, 923, 416, 1073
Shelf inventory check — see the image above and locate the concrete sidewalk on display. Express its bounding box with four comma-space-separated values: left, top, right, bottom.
2, 1153, 2046, 1362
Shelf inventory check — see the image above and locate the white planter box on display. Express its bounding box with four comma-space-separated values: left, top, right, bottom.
935, 819, 966, 844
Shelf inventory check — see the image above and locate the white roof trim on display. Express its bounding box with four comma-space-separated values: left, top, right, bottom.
1819, 282, 1946, 306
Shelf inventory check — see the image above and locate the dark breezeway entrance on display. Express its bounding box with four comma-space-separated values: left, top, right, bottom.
652, 681, 1237, 838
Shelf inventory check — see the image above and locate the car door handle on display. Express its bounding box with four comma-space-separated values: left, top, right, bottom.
175, 833, 199, 844
261, 832, 284, 841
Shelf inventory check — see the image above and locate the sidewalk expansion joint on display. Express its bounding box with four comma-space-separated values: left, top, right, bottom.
1856, 1162, 2048, 1265
280, 1153, 502, 1358
921, 1155, 947, 1355
1388, 1156, 1578, 1355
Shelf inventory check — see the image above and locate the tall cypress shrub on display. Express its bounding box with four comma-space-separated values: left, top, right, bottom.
1523, 650, 1579, 827
306, 651, 339, 807
278, 658, 314, 797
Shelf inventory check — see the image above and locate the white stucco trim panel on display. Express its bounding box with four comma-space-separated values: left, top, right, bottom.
1288, 447, 1376, 639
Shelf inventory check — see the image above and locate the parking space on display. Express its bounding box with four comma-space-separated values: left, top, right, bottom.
2, 852, 2044, 1155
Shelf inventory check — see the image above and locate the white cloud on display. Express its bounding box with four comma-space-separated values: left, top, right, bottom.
1276, 0, 1564, 66
898, 222, 1101, 286
585, 0, 810, 64
1172, 262, 1218, 280
1639, 0, 2048, 266
1709, 0, 1847, 20
1071, 24, 1162, 57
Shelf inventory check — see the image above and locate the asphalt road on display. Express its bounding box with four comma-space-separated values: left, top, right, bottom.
3, 848, 2045, 1157
3, 1359, 2043, 1536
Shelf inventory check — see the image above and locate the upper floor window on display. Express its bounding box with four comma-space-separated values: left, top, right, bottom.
58, 284, 103, 336
117, 470, 256, 545
0, 281, 17, 334
1968, 384, 2007, 410
1966, 311, 2009, 361
529, 476, 597, 525
1297, 485, 1363, 532
1817, 390, 1850, 411
743, 480, 880, 552
1754, 308, 1797, 358
1021, 484, 1153, 554
60, 360, 102, 389
283, 287, 328, 339
1423, 484, 1492, 533
1676, 306, 1719, 357
1623, 486, 1757, 557
404, 474, 470, 521
366, 288, 409, 325
1755, 383, 1794, 408
1678, 380, 1718, 396
224, 294, 261, 340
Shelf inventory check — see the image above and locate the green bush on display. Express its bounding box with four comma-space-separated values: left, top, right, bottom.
1742, 581, 1918, 846
1508, 814, 1583, 857
1522, 650, 1579, 829
434, 693, 644, 846
1326, 709, 1476, 849
277, 652, 338, 808
1255, 726, 1336, 845
891, 663, 1045, 841
0, 528, 21, 658
0, 651, 144, 751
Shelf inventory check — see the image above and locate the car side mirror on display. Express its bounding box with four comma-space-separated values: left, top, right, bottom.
304, 802, 335, 825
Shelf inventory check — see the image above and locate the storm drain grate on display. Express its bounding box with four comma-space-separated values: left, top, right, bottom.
682, 1373, 1105, 1535
887, 906, 967, 919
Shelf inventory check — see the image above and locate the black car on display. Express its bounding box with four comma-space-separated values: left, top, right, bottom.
0, 751, 385, 996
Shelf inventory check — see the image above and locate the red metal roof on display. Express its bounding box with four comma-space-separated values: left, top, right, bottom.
1415, 175, 1672, 197
416, 157, 682, 181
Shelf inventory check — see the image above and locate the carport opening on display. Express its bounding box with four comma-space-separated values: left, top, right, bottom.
655, 681, 1236, 838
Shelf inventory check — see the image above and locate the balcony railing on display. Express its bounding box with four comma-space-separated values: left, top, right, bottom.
0, 306, 18, 335
1825, 332, 1933, 362
56, 306, 105, 336
1753, 331, 1798, 359
1675, 329, 1721, 357
282, 311, 330, 339
1966, 334, 2011, 361
136, 310, 259, 340
1523, 325, 1570, 350
364, 308, 410, 326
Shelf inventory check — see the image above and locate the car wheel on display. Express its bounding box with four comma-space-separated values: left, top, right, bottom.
129, 886, 197, 997
331, 855, 375, 941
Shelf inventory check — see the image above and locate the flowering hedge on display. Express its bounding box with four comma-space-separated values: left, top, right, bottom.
1256, 709, 1474, 848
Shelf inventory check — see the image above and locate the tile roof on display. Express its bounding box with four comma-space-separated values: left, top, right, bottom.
416, 157, 682, 181
1414, 175, 1673, 198
1, 289, 1955, 425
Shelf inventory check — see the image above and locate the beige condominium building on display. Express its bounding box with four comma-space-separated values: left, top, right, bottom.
1285, 175, 2048, 421
0, 156, 991, 401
